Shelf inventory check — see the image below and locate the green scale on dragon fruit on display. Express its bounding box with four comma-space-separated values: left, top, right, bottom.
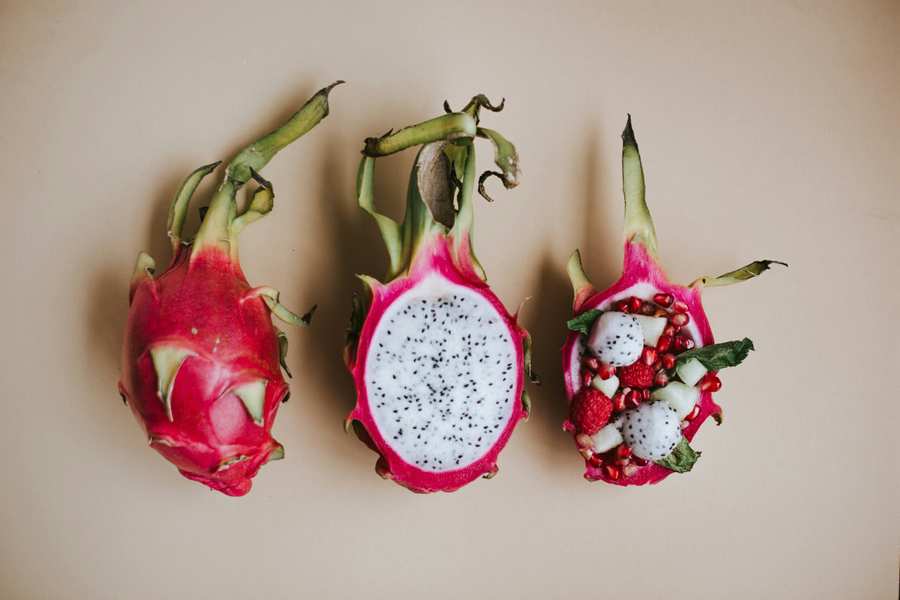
561, 115, 786, 486
119, 82, 342, 496
343, 95, 537, 493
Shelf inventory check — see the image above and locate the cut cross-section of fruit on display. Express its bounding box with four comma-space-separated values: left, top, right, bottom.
344, 95, 534, 493
561, 115, 786, 486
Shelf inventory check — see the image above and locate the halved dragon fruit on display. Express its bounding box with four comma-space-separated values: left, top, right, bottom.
344, 95, 535, 493
119, 82, 342, 496
562, 116, 785, 485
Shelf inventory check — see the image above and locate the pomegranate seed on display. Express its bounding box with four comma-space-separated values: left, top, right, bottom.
661, 353, 676, 370
612, 393, 626, 412
642, 388, 651, 400
588, 454, 604, 468
656, 334, 672, 352
623, 464, 639, 477
628, 297, 643, 312
700, 375, 722, 393
604, 465, 621, 481
597, 362, 616, 380
579, 447, 594, 460
641, 347, 658, 366
575, 433, 594, 449
616, 444, 632, 459
673, 300, 689, 313
614, 299, 631, 313
673, 336, 695, 352
663, 324, 676, 338
685, 405, 701, 421
626, 389, 642, 408
632, 456, 648, 466
654, 370, 669, 387
615, 457, 631, 467
582, 370, 594, 387
670, 312, 690, 327
582, 356, 599, 372
653, 293, 674, 307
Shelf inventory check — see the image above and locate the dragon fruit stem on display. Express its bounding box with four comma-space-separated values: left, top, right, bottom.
362, 112, 476, 157
225, 80, 344, 186
622, 115, 659, 259
357, 101, 519, 284
192, 81, 343, 254
166, 161, 221, 255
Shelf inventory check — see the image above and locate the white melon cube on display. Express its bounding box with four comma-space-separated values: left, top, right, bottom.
591, 374, 619, 398
651, 382, 700, 420
591, 423, 624, 453
634, 315, 667, 346
675, 358, 707, 387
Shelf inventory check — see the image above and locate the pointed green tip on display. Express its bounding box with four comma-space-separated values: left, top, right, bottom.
622, 114, 637, 148
322, 80, 346, 94
233, 380, 267, 426
266, 445, 285, 463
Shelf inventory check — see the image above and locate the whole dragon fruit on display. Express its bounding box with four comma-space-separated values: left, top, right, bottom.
344, 96, 535, 493
562, 116, 785, 485
119, 82, 342, 496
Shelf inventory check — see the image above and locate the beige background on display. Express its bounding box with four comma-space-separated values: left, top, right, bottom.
1, 1, 897, 598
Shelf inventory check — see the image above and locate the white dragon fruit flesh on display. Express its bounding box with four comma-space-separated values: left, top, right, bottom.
622, 401, 682, 461
634, 314, 667, 346
587, 311, 643, 366
651, 381, 700, 420
591, 423, 624, 453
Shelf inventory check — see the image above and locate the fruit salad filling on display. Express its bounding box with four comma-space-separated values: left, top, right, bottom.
564, 293, 753, 481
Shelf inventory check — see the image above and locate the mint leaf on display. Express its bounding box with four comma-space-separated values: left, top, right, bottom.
655, 438, 700, 473
675, 338, 754, 371
566, 309, 602, 335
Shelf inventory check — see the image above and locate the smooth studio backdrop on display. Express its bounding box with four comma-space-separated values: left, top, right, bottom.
1, 2, 897, 598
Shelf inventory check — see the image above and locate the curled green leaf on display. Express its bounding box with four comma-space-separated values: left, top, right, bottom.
655, 438, 700, 473
675, 338, 755, 371
566, 309, 602, 336
362, 113, 476, 157
691, 260, 788, 288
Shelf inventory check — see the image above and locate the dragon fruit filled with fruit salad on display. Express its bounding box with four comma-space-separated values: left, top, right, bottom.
344, 95, 536, 493
562, 116, 786, 485
119, 82, 342, 496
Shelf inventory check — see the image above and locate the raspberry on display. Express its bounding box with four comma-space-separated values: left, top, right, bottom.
617, 361, 655, 389
569, 388, 613, 435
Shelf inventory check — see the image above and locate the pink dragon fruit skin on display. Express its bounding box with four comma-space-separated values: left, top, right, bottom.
344, 96, 535, 493
562, 116, 785, 486
119, 82, 342, 496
